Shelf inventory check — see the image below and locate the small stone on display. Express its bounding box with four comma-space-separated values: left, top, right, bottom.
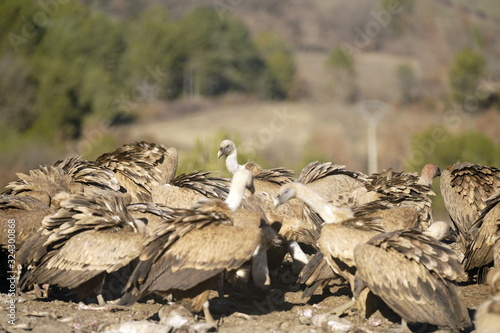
311, 313, 352, 332
101, 320, 170, 333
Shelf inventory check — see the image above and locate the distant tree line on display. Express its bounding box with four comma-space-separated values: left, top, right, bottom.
0, 0, 297, 144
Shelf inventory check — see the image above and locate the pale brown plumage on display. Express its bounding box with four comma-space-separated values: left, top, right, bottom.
298, 216, 386, 300
298, 204, 420, 298
318, 217, 385, 294
358, 164, 440, 229
95, 141, 178, 202
0, 195, 54, 250
54, 155, 122, 195
151, 171, 229, 209
119, 169, 274, 321
475, 268, 500, 333
295, 161, 367, 208
462, 193, 500, 272
353, 201, 419, 231
353, 229, 471, 331
4, 165, 76, 208
18, 194, 145, 304
5, 156, 124, 207
127, 202, 177, 235
440, 162, 500, 247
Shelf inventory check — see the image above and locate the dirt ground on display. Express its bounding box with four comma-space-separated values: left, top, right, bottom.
0, 258, 491, 333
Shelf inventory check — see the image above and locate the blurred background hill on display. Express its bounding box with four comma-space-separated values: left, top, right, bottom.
1, 0, 499, 218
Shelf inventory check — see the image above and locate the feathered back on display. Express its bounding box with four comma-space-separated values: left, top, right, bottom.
245, 161, 294, 186
463, 193, 500, 271
54, 155, 121, 193
122, 199, 234, 298
95, 142, 177, 202
364, 168, 435, 229
41, 194, 139, 249
5, 166, 74, 207
440, 162, 500, 245
354, 229, 471, 330
354, 201, 419, 232
0, 195, 54, 248
127, 202, 178, 234
365, 229, 467, 281
170, 171, 229, 200
296, 161, 366, 184
319, 216, 385, 269
18, 193, 144, 292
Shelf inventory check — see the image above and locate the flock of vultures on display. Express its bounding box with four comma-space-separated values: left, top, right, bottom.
1, 140, 499, 332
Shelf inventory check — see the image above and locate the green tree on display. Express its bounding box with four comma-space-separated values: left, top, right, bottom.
449, 48, 486, 107
406, 128, 499, 218
25, 2, 127, 141
379, 0, 414, 35
120, 5, 185, 101
326, 46, 358, 102
408, 128, 499, 172
254, 32, 297, 99
179, 5, 266, 97
0, 0, 46, 55
396, 62, 417, 104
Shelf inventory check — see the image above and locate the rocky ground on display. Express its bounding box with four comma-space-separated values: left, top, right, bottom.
0, 259, 491, 333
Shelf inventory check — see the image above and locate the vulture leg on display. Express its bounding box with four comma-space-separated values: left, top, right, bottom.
399, 319, 411, 332
329, 298, 355, 316
33, 284, 50, 298
287, 240, 309, 273
74, 272, 107, 306
202, 300, 215, 323
96, 294, 106, 307
251, 246, 271, 290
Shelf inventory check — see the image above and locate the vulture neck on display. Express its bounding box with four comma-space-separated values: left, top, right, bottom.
226, 148, 243, 174
423, 221, 449, 241
295, 183, 351, 223
225, 173, 248, 212
417, 174, 432, 186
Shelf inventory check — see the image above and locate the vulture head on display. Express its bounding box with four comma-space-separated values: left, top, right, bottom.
218, 139, 236, 159
419, 163, 442, 186
274, 183, 297, 208
423, 220, 451, 241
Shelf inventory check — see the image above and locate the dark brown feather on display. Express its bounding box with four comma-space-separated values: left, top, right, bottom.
354, 229, 471, 330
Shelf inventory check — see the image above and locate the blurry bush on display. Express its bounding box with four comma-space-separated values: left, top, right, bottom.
325, 46, 359, 103
254, 32, 297, 99
449, 48, 487, 107
396, 62, 418, 104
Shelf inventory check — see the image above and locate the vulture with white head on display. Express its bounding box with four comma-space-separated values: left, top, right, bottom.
218, 139, 314, 270
275, 182, 383, 299
119, 169, 276, 322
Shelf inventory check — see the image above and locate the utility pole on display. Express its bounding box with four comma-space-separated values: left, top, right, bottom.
356, 100, 393, 175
